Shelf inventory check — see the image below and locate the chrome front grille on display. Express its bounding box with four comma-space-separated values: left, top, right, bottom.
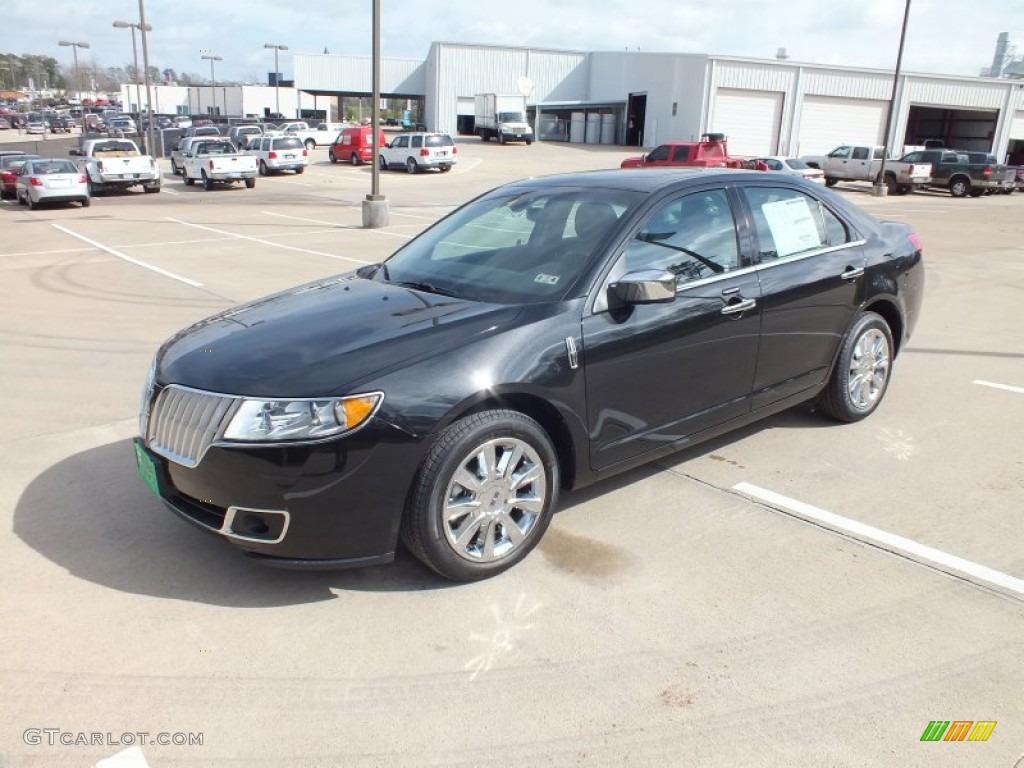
147, 385, 239, 468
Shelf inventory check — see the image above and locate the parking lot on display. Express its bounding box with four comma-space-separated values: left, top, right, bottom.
1, 138, 1022, 767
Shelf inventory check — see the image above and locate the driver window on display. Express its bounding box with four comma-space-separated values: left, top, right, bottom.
647, 145, 670, 162
620, 189, 739, 287
851, 147, 869, 160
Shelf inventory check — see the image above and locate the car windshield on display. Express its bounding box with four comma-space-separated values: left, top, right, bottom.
498, 112, 526, 122
784, 158, 810, 169
425, 134, 454, 147
378, 186, 643, 304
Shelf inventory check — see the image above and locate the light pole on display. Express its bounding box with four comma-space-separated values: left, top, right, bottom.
58, 40, 90, 132
137, 0, 157, 158
201, 54, 222, 116
362, 0, 388, 228
113, 20, 151, 118
264, 43, 288, 117
874, 0, 912, 197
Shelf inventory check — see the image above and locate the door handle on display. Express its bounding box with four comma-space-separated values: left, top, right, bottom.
721, 297, 756, 315
840, 266, 865, 281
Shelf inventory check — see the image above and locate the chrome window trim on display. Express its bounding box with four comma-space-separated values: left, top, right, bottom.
752, 239, 866, 271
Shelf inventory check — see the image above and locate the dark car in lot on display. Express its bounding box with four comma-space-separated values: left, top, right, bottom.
47, 116, 73, 133
135, 169, 924, 581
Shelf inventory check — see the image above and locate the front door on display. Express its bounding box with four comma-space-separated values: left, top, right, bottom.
582, 187, 762, 471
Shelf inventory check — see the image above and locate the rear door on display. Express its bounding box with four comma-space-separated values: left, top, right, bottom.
737, 182, 866, 409
582, 185, 762, 470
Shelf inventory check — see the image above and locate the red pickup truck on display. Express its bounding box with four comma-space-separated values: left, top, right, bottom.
620, 133, 748, 169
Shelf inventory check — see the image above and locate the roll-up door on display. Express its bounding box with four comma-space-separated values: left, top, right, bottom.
711, 89, 783, 156
1009, 110, 1024, 140
798, 96, 887, 156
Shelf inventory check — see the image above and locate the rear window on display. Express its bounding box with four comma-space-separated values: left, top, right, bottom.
784, 158, 810, 169
425, 134, 454, 147
30, 160, 79, 174
273, 137, 303, 149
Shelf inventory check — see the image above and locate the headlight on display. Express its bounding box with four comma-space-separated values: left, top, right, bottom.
222, 392, 383, 442
139, 357, 157, 438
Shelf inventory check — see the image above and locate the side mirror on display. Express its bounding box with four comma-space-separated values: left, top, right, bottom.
609, 269, 677, 305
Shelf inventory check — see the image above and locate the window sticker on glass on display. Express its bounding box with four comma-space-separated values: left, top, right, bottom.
534, 273, 560, 285
760, 197, 822, 257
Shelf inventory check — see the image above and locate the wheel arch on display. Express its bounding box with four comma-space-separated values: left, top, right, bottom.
862, 297, 904, 356
439, 391, 581, 491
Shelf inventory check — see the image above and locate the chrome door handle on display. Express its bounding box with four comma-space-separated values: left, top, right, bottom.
840, 266, 865, 281
721, 297, 756, 315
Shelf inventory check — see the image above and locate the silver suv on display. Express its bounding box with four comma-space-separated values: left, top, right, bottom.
379, 132, 458, 173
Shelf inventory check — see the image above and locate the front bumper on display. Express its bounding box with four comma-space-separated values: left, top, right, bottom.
133, 415, 425, 565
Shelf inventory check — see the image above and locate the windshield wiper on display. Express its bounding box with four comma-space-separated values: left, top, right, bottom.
392, 280, 463, 298
636, 233, 725, 273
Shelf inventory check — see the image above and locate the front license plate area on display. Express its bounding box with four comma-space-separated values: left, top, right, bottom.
134, 440, 163, 498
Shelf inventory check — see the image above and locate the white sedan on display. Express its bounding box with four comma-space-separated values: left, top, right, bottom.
755, 156, 826, 184
15, 157, 90, 209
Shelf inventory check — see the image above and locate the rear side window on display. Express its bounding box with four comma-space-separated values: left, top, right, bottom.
274, 137, 303, 149
852, 147, 869, 160
742, 186, 850, 262
411, 135, 423, 148
671, 146, 690, 162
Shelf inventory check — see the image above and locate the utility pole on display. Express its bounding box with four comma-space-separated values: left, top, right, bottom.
362, 0, 388, 228
138, 0, 157, 159
264, 43, 288, 117
58, 41, 90, 132
874, 0, 912, 197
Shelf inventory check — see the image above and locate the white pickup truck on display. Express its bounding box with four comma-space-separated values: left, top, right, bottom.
277, 121, 335, 150
70, 138, 161, 196
800, 144, 932, 194
182, 140, 258, 190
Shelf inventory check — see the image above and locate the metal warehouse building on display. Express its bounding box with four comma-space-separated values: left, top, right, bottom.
294, 42, 1024, 160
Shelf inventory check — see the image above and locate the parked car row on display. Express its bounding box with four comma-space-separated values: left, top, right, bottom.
0, 152, 89, 209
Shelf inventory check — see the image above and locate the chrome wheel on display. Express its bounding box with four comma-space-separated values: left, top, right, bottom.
847, 328, 890, 411
442, 437, 547, 564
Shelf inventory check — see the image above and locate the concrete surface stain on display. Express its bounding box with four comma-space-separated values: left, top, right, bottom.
659, 685, 695, 708
539, 526, 633, 578
709, 454, 744, 468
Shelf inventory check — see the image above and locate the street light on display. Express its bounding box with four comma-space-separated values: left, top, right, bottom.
264, 43, 288, 117
58, 40, 90, 132
201, 54, 223, 116
874, 0, 912, 197
113, 20, 151, 119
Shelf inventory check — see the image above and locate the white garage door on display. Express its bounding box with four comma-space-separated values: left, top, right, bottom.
798, 96, 887, 156
457, 97, 474, 117
1010, 110, 1024, 140
711, 89, 783, 156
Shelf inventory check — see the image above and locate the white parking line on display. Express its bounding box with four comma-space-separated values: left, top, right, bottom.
733, 482, 1024, 598
49, 224, 204, 287
165, 217, 373, 264
973, 379, 1024, 396
262, 211, 413, 239
160, 186, 179, 195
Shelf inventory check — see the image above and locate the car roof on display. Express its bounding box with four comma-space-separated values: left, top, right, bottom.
501, 167, 782, 192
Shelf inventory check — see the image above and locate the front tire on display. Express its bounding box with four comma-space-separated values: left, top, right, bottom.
401, 410, 559, 582
378, 155, 388, 171
819, 311, 894, 423
350, 153, 360, 166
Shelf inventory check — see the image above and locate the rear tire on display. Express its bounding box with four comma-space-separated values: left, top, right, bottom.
245, 178, 256, 189
202, 171, 213, 191
183, 175, 194, 186
406, 157, 418, 174
818, 311, 894, 423
884, 175, 897, 196
400, 410, 559, 582
295, 166, 305, 175
949, 177, 970, 198
28, 195, 38, 210
259, 160, 268, 177
350, 153, 360, 166
81, 197, 90, 207
824, 176, 838, 187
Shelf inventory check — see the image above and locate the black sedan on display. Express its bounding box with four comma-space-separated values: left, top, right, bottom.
135, 169, 924, 581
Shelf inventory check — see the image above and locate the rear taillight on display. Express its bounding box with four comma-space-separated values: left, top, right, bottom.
452, 146, 458, 155
209, 160, 215, 170
420, 149, 429, 156
302, 149, 308, 157
982, 166, 992, 178
29, 176, 43, 186
908, 232, 923, 253
78, 175, 87, 183
97, 161, 104, 172
269, 151, 278, 159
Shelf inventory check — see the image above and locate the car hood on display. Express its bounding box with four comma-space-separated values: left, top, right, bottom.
157, 275, 521, 397
620, 156, 646, 168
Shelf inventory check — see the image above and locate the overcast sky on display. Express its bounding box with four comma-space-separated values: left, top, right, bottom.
6, 0, 1023, 84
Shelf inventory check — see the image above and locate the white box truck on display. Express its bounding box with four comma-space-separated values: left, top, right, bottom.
474, 94, 533, 145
